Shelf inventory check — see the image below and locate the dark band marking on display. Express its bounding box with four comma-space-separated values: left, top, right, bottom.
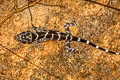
88, 42, 97, 47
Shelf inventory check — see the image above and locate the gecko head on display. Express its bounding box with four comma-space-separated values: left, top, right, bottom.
15, 31, 36, 44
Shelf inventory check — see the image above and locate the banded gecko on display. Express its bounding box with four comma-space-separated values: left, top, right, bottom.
15, 21, 120, 55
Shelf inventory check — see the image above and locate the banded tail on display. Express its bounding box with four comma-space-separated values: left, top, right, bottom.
72, 36, 120, 55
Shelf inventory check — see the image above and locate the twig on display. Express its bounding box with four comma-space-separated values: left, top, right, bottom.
0, 43, 60, 79
84, 0, 120, 11
0, 0, 64, 27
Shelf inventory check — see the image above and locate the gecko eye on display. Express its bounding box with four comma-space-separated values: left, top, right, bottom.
15, 31, 34, 44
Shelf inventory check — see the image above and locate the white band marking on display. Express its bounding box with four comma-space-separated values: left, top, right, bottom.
86, 40, 90, 44
66, 34, 69, 40
57, 32, 61, 40
77, 38, 81, 41
44, 31, 49, 39
51, 34, 54, 40
35, 33, 39, 41
70, 35, 73, 41
116, 53, 119, 55
105, 49, 109, 52
96, 46, 99, 49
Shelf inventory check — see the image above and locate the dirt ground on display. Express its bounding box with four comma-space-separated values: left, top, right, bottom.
0, 0, 120, 80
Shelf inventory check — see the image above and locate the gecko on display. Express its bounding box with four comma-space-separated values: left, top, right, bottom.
15, 21, 120, 55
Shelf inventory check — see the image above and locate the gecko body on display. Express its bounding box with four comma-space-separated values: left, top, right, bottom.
15, 21, 120, 55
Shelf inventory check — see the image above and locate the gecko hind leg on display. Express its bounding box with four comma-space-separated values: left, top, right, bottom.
64, 21, 78, 53
64, 20, 76, 34
65, 39, 78, 53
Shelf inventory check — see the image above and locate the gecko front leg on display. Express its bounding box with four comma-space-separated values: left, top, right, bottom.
28, 25, 44, 32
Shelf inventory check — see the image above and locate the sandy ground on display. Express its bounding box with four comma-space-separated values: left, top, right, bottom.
0, 0, 120, 80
